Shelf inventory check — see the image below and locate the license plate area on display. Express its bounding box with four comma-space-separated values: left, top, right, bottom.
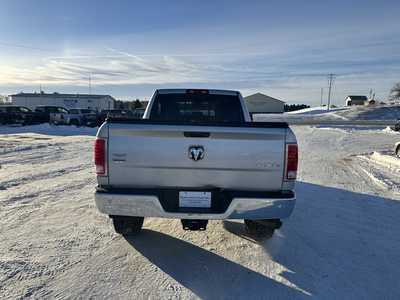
179, 191, 211, 208
159, 190, 231, 213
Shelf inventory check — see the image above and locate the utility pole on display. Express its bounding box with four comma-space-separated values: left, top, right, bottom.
327, 74, 335, 111
320, 88, 324, 106
89, 74, 92, 95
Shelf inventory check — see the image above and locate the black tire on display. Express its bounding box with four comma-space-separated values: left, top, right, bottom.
396, 146, 400, 158
70, 119, 80, 126
244, 220, 275, 238
111, 216, 144, 236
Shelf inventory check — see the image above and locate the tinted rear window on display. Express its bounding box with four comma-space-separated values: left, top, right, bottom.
149, 93, 244, 123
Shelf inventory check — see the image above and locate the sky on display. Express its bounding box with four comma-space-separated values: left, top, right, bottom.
0, 0, 399, 105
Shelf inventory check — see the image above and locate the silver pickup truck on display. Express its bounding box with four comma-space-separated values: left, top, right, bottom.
94, 89, 298, 237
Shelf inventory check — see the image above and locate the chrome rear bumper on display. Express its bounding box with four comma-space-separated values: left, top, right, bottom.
95, 188, 295, 220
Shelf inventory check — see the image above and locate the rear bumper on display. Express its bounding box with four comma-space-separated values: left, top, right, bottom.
94, 188, 296, 220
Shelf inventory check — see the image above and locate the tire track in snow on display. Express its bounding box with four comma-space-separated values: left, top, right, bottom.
1, 176, 95, 206
0, 164, 90, 191
355, 156, 400, 194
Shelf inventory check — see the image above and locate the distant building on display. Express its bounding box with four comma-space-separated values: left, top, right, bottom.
9, 92, 115, 111
0, 95, 9, 104
345, 95, 368, 106
244, 93, 285, 114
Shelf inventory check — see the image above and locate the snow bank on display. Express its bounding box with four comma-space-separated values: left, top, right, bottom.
288, 106, 348, 115
370, 152, 400, 170
256, 106, 399, 134
382, 126, 399, 134
0, 124, 97, 136
313, 125, 390, 133
356, 152, 400, 193
334, 105, 400, 121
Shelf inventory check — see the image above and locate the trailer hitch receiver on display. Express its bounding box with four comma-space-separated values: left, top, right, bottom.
181, 219, 208, 231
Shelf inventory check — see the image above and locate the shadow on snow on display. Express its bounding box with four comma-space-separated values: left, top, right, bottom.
124, 181, 400, 299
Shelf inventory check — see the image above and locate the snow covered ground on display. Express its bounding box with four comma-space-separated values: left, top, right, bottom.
0, 123, 97, 137
255, 104, 400, 126
0, 119, 400, 299
287, 106, 348, 116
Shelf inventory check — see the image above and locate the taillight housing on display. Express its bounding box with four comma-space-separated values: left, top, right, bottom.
94, 138, 107, 175
186, 89, 209, 94
285, 144, 298, 180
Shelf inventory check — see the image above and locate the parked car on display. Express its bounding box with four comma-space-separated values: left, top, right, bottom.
69, 109, 98, 127
35, 106, 69, 123
94, 89, 298, 237
96, 109, 132, 126
51, 108, 98, 127
49, 107, 70, 125
0, 105, 42, 125
0, 106, 16, 124
391, 120, 400, 132
395, 142, 400, 158
132, 108, 146, 119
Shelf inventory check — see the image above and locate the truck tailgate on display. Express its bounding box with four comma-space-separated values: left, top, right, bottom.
107, 123, 286, 191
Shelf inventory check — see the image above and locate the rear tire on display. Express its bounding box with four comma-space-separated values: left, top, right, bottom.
111, 216, 144, 236
70, 119, 80, 126
396, 146, 400, 158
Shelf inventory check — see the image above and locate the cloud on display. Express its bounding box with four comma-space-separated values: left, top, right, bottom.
1, 48, 280, 87
0, 54, 202, 85
1, 20, 399, 105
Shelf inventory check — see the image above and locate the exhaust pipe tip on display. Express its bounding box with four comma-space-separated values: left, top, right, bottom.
255, 219, 282, 230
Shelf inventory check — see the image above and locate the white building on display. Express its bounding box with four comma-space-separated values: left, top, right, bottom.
0, 95, 10, 104
244, 93, 285, 114
9, 92, 115, 111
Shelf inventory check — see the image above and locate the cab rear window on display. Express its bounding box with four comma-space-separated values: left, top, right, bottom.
149, 93, 244, 123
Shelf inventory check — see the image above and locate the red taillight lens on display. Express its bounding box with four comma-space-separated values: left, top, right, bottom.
94, 138, 106, 175
286, 144, 298, 180
186, 89, 209, 94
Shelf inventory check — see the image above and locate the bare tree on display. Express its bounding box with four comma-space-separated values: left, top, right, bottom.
389, 82, 400, 101
134, 99, 142, 109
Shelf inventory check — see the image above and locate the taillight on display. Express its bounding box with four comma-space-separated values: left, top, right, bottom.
94, 138, 107, 175
285, 144, 298, 180
186, 89, 209, 94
